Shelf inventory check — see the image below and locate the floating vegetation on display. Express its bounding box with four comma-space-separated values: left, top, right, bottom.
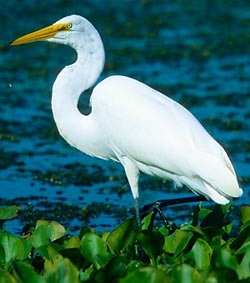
203, 117, 248, 132
0, 151, 18, 169
0, 204, 249, 282
34, 163, 107, 187
0, 132, 17, 142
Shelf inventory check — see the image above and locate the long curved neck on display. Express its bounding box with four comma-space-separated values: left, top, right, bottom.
51, 29, 105, 156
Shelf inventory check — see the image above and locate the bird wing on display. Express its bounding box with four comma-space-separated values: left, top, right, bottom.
92, 76, 217, 169
91, 75, 241, 200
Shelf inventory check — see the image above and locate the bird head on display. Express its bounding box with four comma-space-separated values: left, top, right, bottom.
10, 15, 92, 47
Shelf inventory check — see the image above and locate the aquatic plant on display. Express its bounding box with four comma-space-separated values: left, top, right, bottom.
0, 204, 249, 282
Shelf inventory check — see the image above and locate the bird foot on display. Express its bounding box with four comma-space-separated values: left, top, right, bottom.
140, 195, 207, 230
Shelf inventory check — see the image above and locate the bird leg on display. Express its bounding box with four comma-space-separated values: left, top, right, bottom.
121, 157, 141, 227
140, 195, 207, 228
134, 197, 141, 227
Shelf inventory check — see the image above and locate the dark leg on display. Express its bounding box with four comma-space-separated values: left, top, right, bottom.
134, 197, 141, 227
140, 195, 207, 226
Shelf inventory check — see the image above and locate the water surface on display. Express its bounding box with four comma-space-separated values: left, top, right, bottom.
0, 0, 249, 234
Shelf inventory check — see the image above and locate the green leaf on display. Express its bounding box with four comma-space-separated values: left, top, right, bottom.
106, 218, 136, 253
239, 249, 250, 279
223, 221, 233, 234
0, 232, 31, 265
186, 238, 212, 270
163, 230, 193, 256
212, 247, 239, 271
0, 269, 17, 283
240, 206, 250, 224
0, 206, 20, 220
63, 236, 80, 249
235, 239, 250, 255
140, 211, 155, 230
231, 222, 250, 250
61, 248, 85, 269
204, 269, 238, 283
49, 221, 66, 241
137, 230, 164, 264
126, 260, 145, 274
45, 258, 79, 283
99, 255, 129, 282
12, 261, 44, 283
38, 245, 63, 271
169, 264, 202, 283
201, 205, 226, 228
120, 267, 171, 283
28, 220, 65, 248
180, 223, 205, 236
80, 232, 113, 269
197, 207, 213, 220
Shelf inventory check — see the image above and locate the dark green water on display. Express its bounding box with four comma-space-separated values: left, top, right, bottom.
1, 0, 249, 234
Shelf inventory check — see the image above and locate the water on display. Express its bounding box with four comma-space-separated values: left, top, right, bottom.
0, 0, 249, 234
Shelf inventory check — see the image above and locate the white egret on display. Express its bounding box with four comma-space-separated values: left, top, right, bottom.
11, 15, 242, 224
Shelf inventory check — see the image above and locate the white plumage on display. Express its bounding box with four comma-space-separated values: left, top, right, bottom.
11, 15, 242, 223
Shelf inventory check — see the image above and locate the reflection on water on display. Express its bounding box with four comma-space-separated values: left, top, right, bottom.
0, 0, 249, 234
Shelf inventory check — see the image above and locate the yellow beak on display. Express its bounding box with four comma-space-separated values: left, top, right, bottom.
10, 23, 70, 45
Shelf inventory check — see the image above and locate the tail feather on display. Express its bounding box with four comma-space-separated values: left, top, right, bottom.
180, 176, 231, 204
183, 150, 242, 203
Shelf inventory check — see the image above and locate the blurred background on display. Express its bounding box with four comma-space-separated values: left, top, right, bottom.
1, 0, 249, 234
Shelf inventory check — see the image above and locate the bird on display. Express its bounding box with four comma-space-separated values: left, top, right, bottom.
10, 15, 242, 225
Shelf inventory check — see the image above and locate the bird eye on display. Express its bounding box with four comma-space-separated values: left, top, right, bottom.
65, 23, 72, 30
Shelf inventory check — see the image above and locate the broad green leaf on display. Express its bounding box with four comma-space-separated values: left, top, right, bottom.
158, 225, 170, 237
197, 207, 213, 220
0, 243, 5, 265
49, 221, 66, 241
78, 227, 93, 238
89, 268, 106, 282
223, 221, 233, 234
109, 256, 129, 277
186, 238, 212, 270
99, 255, 129, 281
120, 267, 171, 283
36, 246, 63, 272
137, 230, 164, 264
45, 258, 79, 283
101, 231, 110, 242
169, 264, 202, 283
60, 248, 85, 269
0, 270, 17, 283
63, 236, 80, 249
28, 220, 65, 248
240, 206, 250, 225
180, 223, 205, 236
46, 245, 63, 262
231, 223, 250, 250
79, 265, 94, 282
206, 269, 238, 282
212, 247, 239, 271
201, 206, 226, 228
80, 232, 113, 269
239, 249, 250, 279
106, 218, 136, 253
163, 230, 193, 256
28, 220, 50, 248
0, 206, 20, 220
12, 261, 44, 283
0, 232, 31, 264
235, 239, 250, 255
126, 260, 145, 273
